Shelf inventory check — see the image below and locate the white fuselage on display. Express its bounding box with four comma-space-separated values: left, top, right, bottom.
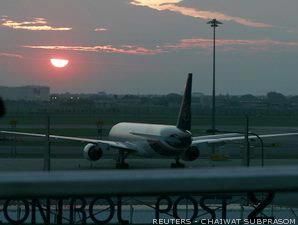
109, 122, 192, 157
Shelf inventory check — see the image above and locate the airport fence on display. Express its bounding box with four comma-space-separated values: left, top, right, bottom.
0, 167, 297, 224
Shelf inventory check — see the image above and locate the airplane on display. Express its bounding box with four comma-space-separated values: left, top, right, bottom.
2, 73, 298, 169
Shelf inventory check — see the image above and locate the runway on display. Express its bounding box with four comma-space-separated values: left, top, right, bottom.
0, 158, 297, 171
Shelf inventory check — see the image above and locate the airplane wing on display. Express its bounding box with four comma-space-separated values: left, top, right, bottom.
0, 131, 138, 152
192, 132, 298, 145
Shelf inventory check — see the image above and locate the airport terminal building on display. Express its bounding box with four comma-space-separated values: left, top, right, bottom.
0, 85, 50, 101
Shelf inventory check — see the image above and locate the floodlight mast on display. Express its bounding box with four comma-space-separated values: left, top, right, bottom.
207, 19, 222, 137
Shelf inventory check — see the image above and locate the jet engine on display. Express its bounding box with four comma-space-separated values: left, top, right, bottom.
83, 144, 103, 161
181, 146, 200, 161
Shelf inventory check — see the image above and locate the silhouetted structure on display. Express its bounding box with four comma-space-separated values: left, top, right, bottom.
0, 86, 50, 101
0, 98, 5, 117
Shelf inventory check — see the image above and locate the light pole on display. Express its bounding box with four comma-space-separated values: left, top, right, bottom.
207, 19, 222, 135
96, 120, 104, 139
218, 115, 265, 168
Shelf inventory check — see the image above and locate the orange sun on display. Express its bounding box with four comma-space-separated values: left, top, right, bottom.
50, 58, 69, 68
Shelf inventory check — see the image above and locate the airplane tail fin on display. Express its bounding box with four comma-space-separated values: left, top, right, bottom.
176, 73, 192, 131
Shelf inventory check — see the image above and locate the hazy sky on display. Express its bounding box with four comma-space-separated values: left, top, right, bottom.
0, 0, 297, 94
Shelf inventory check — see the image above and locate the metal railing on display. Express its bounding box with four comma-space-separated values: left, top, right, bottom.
0, 166, 297, 198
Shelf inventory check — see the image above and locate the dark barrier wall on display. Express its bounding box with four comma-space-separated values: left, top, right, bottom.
0, 97, 5, 117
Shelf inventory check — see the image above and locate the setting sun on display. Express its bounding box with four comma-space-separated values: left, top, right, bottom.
50, 58, 69, 68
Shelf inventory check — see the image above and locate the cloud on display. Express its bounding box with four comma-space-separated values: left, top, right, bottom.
1, 17, 72, 31
0, 52, 23, 59
23, 45, 164, 55
94, 27, 108, 32
165, 38, 298, 50
130, 0, 272, 28
22, 38, 298, 56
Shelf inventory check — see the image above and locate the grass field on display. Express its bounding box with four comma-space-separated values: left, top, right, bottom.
3, 113, 298, 129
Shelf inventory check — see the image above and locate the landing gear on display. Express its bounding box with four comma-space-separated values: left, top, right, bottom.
171, 157, 185, 168
116, 150, 129, 169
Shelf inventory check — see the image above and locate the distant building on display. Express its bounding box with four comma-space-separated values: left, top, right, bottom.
0, 86, 50, 101
97, 91, 107, 96
193, 92, 204, 97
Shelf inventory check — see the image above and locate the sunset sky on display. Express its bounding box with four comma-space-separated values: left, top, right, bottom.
0, 0, 297, 94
